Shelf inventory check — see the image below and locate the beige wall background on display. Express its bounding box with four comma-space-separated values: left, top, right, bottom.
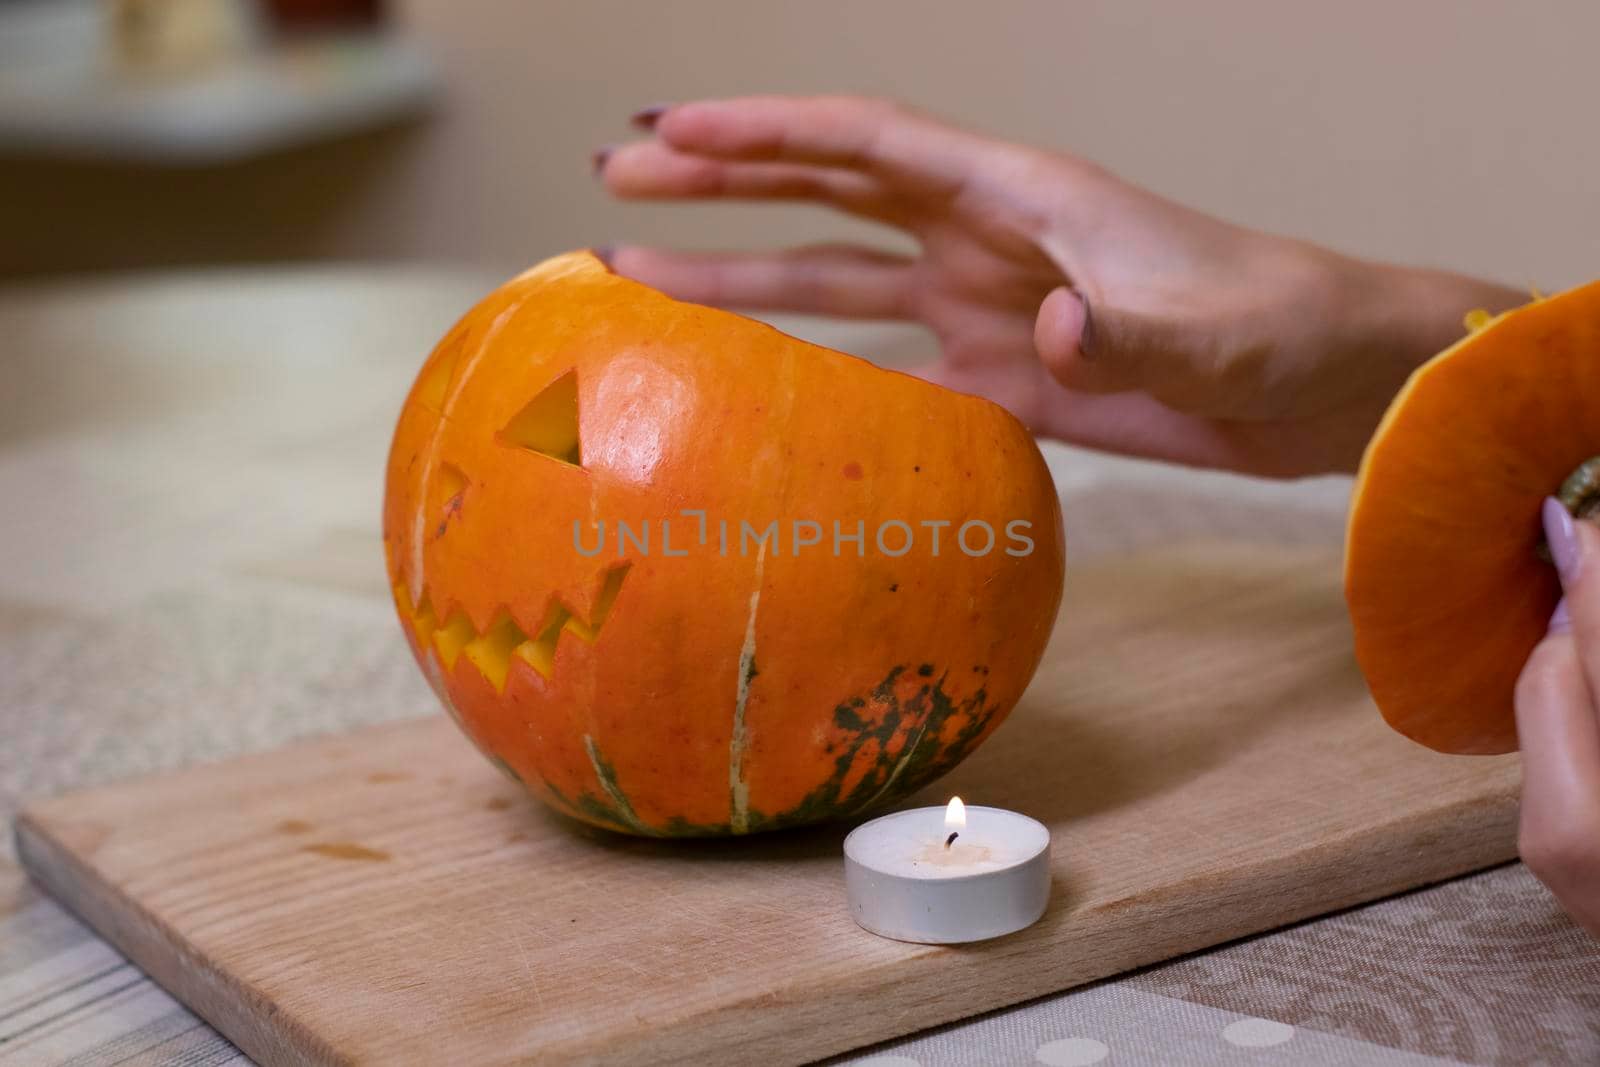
3, 0, 1597, 288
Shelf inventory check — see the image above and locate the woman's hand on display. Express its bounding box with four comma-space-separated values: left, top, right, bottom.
595, 95, 1524, 476
1515, 499, 1600, 936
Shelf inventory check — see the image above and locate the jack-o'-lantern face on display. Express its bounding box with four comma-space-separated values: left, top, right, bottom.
383, 252, 1065, 835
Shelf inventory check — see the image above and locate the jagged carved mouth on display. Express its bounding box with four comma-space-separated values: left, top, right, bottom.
396, 357, 620, 694
392, 562, 631, 692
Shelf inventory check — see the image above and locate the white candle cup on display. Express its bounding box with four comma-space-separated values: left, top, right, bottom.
843, 803, 1051, 944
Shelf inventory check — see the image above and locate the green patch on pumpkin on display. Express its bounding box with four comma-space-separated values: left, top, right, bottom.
744, 663, 995, 834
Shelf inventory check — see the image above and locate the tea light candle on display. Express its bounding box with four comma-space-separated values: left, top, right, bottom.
843, 797, 1051, 944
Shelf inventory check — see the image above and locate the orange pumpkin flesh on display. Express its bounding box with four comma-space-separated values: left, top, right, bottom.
1346, 280, 1600, 755
383, 251, 1065, 835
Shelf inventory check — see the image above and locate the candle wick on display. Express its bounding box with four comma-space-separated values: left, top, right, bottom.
945, 831, 959, 849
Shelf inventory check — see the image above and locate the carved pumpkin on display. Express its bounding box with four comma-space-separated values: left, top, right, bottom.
383, 251, 1065, 835
1345, 280, 1600, 754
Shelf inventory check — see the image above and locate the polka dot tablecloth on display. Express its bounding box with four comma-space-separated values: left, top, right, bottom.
836, 985, 1477, 1065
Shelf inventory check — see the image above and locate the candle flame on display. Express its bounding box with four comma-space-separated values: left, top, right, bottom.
944, 796, 966, 831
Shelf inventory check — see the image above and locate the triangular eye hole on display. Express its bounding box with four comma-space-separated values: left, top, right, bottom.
499, 370, 580, 466
415, 328, 467, 410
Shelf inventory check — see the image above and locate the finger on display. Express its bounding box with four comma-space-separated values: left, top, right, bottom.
1034, 285, 1131, 395
923, 350, 1276, 472
1515, 632, 1600, 833
1045, 391, 1264, 471
607, 244, 917, 319
600, 141, 896, 220
1555, 513, 1600, 727
1034, 284, 1233, 412
1513, 626, 1600, 934
654, 96, 983, 199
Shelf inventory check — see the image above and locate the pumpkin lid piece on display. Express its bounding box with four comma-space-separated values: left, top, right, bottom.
1345, 279, 1600, 755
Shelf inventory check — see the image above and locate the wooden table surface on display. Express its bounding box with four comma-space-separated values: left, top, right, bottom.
1, 267, 1596, 1066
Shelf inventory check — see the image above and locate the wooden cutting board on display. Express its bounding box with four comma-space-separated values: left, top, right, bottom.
14, 525, 1522, 1066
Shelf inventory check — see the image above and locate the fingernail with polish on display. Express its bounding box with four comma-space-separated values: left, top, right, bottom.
1078, 291, 1096, 357
1543, 496, 1582, 586
631, 104, 671, 130
590, 145, 614, 177
1550, 597, 1572, 634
